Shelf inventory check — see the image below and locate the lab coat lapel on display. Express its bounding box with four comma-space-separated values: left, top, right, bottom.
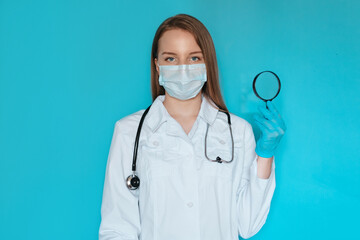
144, 94, 220, 143
165, 94, 219, 142
145, 95, 168, 133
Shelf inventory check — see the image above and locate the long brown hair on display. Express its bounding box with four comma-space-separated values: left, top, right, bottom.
150, 13, 228, 112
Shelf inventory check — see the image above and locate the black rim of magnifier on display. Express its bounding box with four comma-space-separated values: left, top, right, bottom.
252, 70, 281, 101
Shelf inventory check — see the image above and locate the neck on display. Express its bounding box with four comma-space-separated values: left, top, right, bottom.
163, 92, 202, 118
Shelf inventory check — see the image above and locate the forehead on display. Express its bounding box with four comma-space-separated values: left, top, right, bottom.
158, 29, 202, 53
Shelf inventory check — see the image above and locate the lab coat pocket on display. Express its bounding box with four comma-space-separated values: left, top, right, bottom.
141, 142, 179, 179
202, 146, 236, 182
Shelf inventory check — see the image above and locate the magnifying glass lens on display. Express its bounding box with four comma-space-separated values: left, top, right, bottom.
253, 71, 281, 101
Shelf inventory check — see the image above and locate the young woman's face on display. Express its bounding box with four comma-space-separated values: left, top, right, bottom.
155, 29, 205, 73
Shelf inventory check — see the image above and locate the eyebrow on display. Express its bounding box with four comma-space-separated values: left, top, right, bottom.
161, 51, 203, 55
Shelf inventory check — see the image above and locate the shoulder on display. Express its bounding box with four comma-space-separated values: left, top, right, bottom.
114, 109, 146, 135
228, 112, 256, 145
228, 112, 253, 133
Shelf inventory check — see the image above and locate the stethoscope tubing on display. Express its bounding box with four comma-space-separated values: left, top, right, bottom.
204, 110, 234, 163
127, 103, 235, 190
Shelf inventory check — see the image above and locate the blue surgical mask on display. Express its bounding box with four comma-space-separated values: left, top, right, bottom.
158, 63, 207, 100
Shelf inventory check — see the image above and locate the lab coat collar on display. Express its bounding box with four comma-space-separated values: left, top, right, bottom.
145, 94, 219, 133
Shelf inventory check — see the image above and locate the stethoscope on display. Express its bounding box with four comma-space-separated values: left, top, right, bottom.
126, 104, 234, 190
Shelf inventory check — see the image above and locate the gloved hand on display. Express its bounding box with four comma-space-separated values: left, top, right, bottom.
253, 101, 286, 158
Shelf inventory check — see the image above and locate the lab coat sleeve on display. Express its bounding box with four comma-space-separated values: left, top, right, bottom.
236, 121, 276, 239
99, 121, 141, 240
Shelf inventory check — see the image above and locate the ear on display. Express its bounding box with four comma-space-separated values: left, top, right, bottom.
154, 58, 159, 74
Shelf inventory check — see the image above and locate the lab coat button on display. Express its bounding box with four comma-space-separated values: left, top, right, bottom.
153, 141, 159, 146
219, 139, 225, 145
187, 202, 193, 208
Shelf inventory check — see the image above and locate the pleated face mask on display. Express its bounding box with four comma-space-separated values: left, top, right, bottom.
158, 63, 207, 100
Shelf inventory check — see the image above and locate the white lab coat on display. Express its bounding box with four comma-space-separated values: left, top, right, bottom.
99, 94, 276, 240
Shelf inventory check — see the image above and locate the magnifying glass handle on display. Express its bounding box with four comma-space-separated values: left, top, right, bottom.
265, 100, 269, 109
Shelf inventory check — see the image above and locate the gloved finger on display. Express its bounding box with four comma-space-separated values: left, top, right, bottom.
253, 119, 268, 134
271, 115, 286, 133
275, 125, 286, 136
266, 101, 283, 122
258, 105, 274, 121
254, 114, 275, 131
258, 105, 282, 128
255, 115, 286, 139
255, 120, 285, 142
268, 114, 285, 130
267, 101, 286, 129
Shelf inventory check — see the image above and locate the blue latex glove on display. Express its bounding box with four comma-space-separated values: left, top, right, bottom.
253, 101, 286, 158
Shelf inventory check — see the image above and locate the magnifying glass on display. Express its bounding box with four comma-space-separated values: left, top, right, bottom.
252, 70, 281, 108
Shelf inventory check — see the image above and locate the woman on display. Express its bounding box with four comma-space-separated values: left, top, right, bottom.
99, 14, 286, 240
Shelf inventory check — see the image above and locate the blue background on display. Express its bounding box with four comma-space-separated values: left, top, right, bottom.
1, 0, 359, 239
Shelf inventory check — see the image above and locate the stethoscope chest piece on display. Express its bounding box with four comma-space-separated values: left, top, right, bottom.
126, 174, 140, 190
